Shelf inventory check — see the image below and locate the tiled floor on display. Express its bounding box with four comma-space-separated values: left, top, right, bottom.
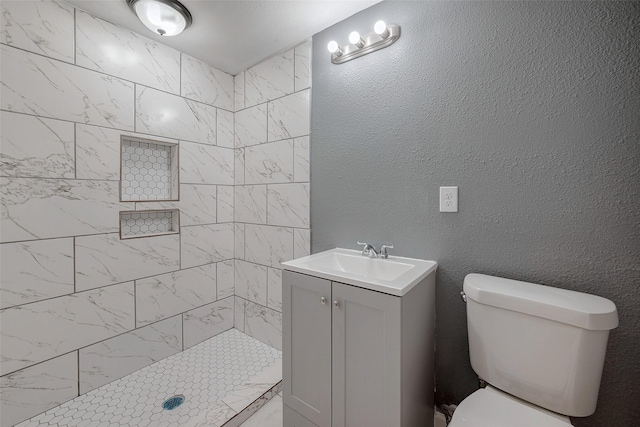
237, 395, 283, 427
16, 329, 281, 427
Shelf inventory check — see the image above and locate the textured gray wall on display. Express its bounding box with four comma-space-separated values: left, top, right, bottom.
310, 1, 639, 425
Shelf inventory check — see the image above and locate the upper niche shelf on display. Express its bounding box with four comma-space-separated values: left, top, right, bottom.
120, 136, 179, 202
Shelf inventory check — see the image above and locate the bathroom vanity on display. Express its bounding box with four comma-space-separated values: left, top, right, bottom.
281, 248, 437, 427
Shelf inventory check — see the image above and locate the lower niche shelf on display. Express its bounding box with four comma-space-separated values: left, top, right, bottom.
119, 209, 179, 239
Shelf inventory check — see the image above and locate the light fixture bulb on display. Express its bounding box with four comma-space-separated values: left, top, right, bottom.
327, 41, 339, 53
349, 31, 362, 46
374, 20, 389, 38
127, 0, 192, 37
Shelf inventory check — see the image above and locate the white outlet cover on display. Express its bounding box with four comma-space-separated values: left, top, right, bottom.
440, 186, 458, 212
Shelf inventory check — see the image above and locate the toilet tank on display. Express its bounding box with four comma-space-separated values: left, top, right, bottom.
464, 274, 618, 417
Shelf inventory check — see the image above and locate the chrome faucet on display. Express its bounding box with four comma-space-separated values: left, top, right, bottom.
357, 241, 379, 258
379, 244, 394, 259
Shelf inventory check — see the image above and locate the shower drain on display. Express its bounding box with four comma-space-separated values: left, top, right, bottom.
162, 395, 185, 410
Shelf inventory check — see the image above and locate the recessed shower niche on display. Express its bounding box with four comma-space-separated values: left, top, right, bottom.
119, 209, 180, 239
120, 136, 179, 202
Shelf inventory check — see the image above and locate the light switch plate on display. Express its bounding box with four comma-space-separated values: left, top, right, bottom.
440, 186, 458, 212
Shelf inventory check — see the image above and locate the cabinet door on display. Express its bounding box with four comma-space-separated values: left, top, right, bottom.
283, 271, 332, 426
331, 282, 402, 427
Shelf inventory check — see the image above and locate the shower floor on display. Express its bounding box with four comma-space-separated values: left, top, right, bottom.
16, 329, 282, 427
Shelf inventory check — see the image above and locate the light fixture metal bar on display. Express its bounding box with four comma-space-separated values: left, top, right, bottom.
331, 25, 400, 64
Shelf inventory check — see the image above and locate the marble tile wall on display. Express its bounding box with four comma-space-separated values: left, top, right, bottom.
233, 41, 311, 351
0, 1, 236, 424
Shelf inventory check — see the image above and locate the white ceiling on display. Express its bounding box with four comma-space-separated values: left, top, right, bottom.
65, 0, 381, 75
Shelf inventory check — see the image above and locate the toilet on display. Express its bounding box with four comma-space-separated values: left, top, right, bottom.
450, 274, 618, 426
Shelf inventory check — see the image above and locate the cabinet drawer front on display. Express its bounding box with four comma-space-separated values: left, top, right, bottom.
283, 271, 332, 426
331, 282, 402, 427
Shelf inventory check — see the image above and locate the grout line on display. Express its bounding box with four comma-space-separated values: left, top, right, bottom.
73, 236, 77, 293
77, 351, 80, 396
73, 8, 77, 65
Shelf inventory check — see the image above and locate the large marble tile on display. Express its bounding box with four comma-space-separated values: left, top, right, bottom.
235, 185, 267, 224
180, 141, 234, 185
187, 401, 237, 427
136, 86, 217, 145
183, 297, 234, 349
79, 316, 182, 394
245, 301, 283, 351
217, 109, 235, 148
293, 136, 310, 183
238, 394, 283, 427
76, 124, 178, 181
234, 296, 246, 332
245, 51, 294, 107
293, 228, 311, 259
235, 104, 268, 148
0, 352, 78, 427
217, 260, 234, 300
181, 224, 234, 269
0, 178, 132, 243
136, 183, 217, 226
0, 238, 74, 309
235, 260, 267, 306
222, 361, 282, 413
267, 268, 282, 312
75, 233, 180, 291
0, 0, 74, 63
181, 54, 234, 110
234, 72, 245, 112
0, 282, 135, 376
244, 140, 294, 184
217, 185, 234, 223
294, 41, 311, 92
235, 223, 245, 259
0, 111, 74, 179
1, 45, 134, 130
136, 264, 217, 326
244, 225, 294, 268
76, 10, 180, 94
267, 90, 310, 142
235, 148, 245, 185
267, 183, 310, 228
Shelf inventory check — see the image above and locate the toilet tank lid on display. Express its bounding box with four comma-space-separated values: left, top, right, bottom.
463, 274, 618, 330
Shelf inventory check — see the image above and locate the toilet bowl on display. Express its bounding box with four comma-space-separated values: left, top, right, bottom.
449, 274, 618, 426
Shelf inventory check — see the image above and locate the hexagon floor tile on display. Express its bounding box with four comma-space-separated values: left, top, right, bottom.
16, 329, 281, 427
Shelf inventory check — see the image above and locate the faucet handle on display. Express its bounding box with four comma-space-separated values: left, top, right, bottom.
357, 241, 375, 256
380, 244, 394, 258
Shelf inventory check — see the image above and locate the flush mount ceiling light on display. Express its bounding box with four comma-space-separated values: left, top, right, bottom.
126, 0, 193, 37
327, 20, 400, 64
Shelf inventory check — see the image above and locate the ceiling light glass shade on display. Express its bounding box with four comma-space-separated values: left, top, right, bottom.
127, 0, 193, 37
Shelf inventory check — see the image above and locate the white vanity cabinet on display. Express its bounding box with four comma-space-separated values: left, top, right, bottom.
282, 268, 436, 427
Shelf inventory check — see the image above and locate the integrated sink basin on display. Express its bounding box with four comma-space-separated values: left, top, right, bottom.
282, 248, 437, 296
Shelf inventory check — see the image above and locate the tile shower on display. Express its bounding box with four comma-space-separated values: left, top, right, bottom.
0, 1, 311, 425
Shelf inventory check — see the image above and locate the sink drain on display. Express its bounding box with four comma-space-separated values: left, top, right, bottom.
162, 395, 185, 410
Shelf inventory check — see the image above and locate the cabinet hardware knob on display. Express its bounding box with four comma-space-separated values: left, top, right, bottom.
333, 300, 340, 308
321, 297, 326, 304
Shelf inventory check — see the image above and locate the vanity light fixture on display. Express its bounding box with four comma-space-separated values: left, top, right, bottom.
126, 0, 193, 37
328, 20, 401, 64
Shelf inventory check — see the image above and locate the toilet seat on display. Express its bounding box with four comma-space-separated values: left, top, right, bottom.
448, 386, 574, 427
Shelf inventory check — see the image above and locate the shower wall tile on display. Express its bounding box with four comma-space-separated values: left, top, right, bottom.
235, 148, 246, 185
76, 11, 180, 94
245, 300, 282, 351
244, 140, 294, 184
235, 260, 267, 306
180, 141, 234, 185
181, 54, 234, 110
0, 111, 74, 179
244, 224, 294, 268
0, 0, 74, 63
137, 184, 217, 226
294, 41, 311, 92
235, 223, 245, 259
0, 352, 78, 427
267, 90, 310, 142
183, 297, 234, 349
1, 45, 135, 130
245, 50, 294, 107
267, 267, 283, 312
0, 282, 135, 376
234, 72, 245, 112
75, 233, 180, 291
293, 136, 310, 183
235, 185, 267, 224
79, 316, 182, 394
235, 104, 268, 148
217, 260, 235, 300
0, 178, 132, 243
217, 109, 235, 148
0, 238, 74, 309
234, 296, 246, 332
217, 185, 234, 223
181, 224, 234, 269
293, 228, 311, 259
136, 264, 217, 327
136, 86, 217, 145
267, 183, 310, 228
